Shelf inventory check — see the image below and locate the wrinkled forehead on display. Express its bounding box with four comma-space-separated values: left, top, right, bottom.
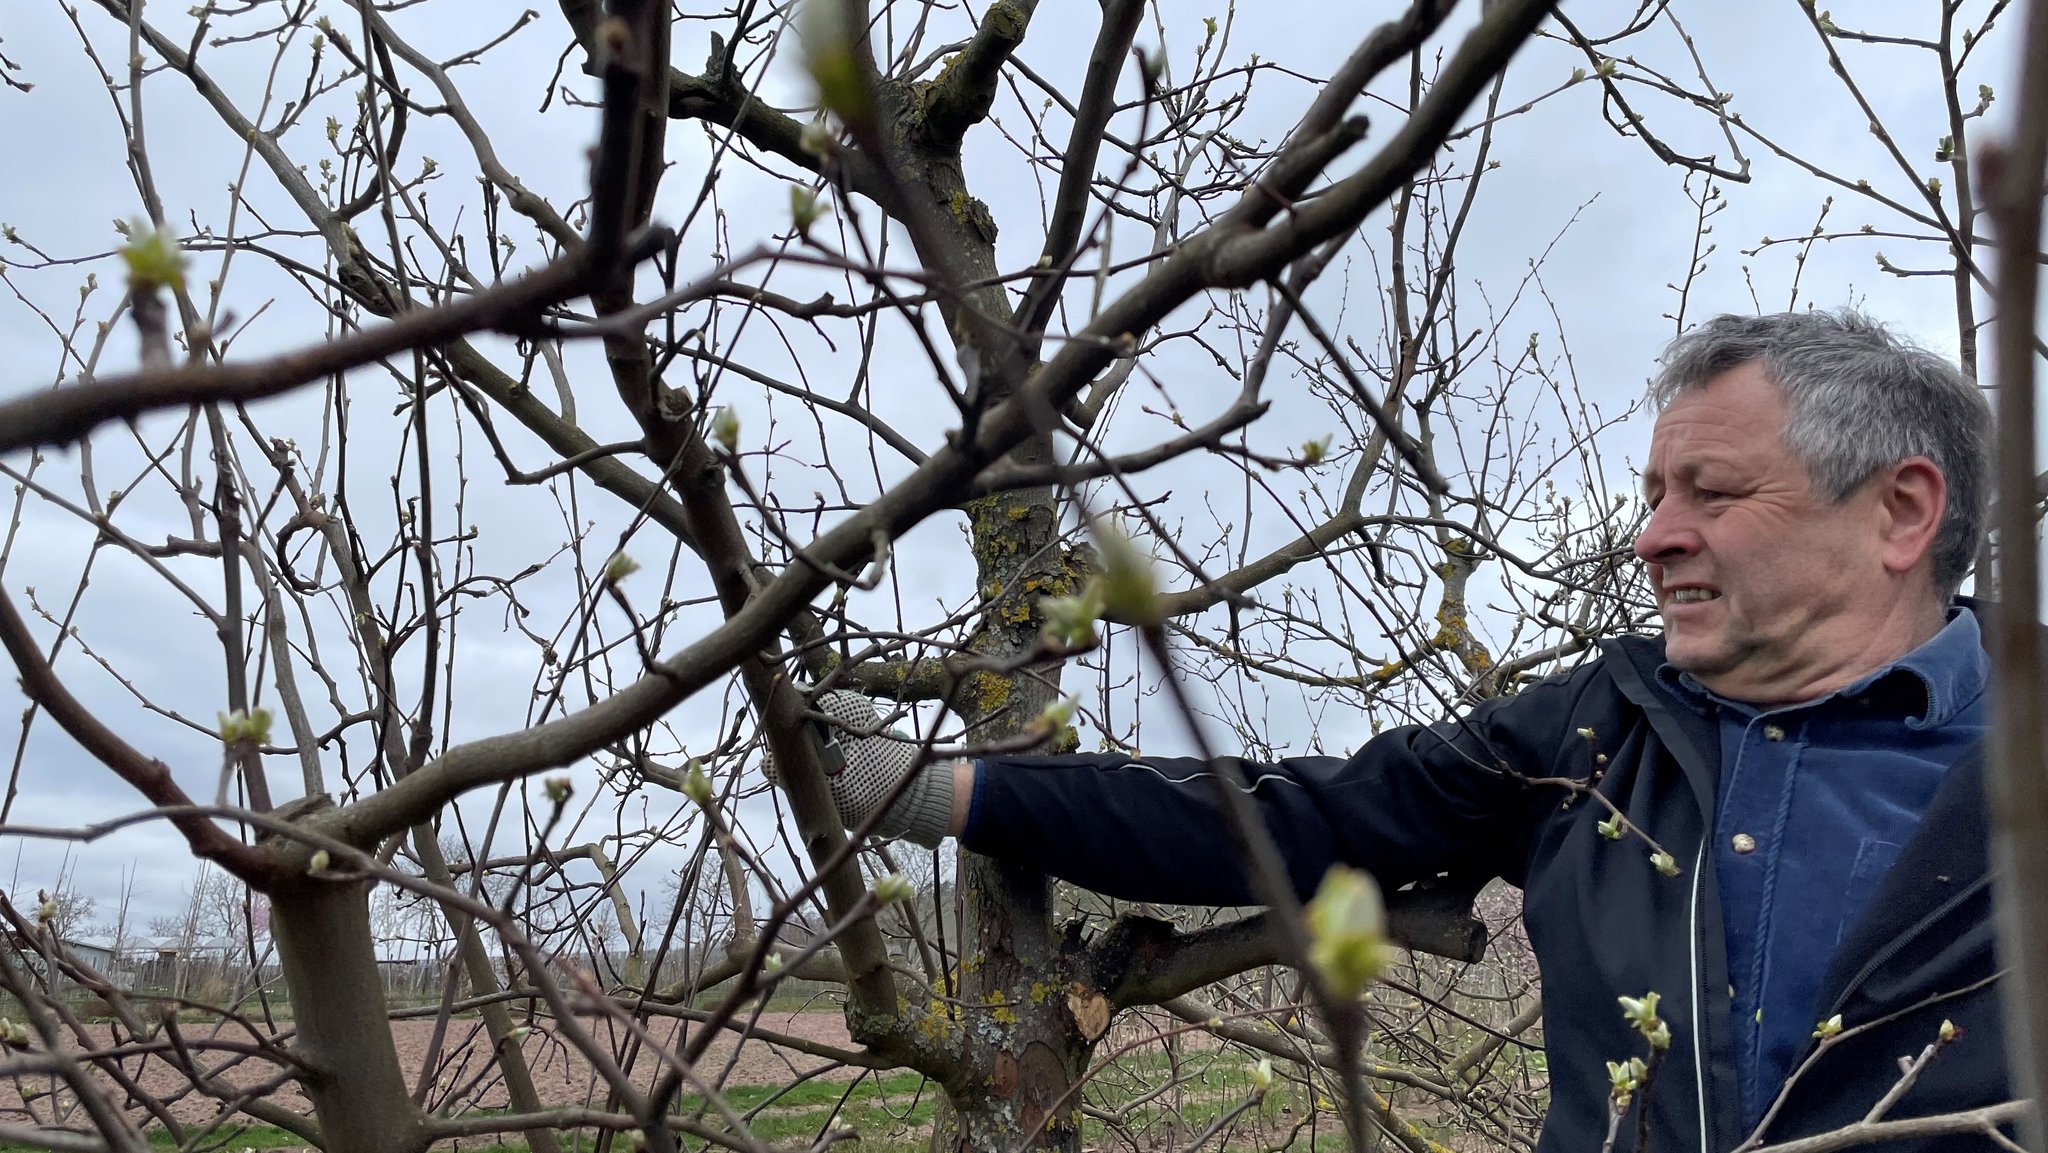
1642, 376, 1799, 480
1650, 369, 1790, 432
1648, 357, 1793, 411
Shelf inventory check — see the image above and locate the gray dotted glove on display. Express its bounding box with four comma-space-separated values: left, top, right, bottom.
762, 691, 955, 848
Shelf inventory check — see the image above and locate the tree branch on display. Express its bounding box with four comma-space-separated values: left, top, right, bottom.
914, 0, 1039, 152
656, 41, 898, 207
1746, 1100, 2031, 1153
1204, 0, 1556, 286
652, 938, 849, 1001
0, 245, 618, 453
1217, 0, 1455, 236
832, 657, 961, 702
1143, 509, 1366, 623
970, 395, 1270, 498
359, 7, 579, 248
1156, 992, 1454, 1097
1014, 0, 1143, 339
1095, 881, 1487, 1010
0, 589, 275, 884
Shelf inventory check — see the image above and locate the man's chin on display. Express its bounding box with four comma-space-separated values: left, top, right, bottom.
1661, 634, 1726, 677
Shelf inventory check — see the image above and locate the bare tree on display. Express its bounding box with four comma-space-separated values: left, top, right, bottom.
0, 3, 2039, 1153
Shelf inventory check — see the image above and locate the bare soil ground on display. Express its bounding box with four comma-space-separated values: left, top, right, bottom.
0, 1012, 863, 1131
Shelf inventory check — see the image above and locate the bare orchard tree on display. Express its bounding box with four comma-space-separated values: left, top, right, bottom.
0, 3, 2041, 1153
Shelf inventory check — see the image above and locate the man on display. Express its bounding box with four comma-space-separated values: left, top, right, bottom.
780, 310, 2005, 1151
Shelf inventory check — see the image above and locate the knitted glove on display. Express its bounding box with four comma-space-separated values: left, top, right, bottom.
761, 691, 955, 848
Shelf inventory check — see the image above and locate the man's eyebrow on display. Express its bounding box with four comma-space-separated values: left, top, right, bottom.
1641, 459, 1706, 497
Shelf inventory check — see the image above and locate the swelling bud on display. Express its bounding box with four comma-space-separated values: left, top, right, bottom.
219, 708, 273, 745
1305, 864, 1386, 1001
681, 759, 714, 807
120, 222, 187, 292
800, 0, 871, 127
1093, 524, 1161, 628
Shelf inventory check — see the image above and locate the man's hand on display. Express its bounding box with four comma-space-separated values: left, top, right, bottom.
762, 691, 955, 848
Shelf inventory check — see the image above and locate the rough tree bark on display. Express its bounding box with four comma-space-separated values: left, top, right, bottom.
267, 874, 427, 1153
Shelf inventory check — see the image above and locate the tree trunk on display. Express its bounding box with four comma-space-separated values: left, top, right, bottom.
933, 855, 1092, 1153
269, 878, 427, 1153
930, 470, 1099, 1153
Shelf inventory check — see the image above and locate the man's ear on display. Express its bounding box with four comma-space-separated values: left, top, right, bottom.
1877, 456, 1946, 577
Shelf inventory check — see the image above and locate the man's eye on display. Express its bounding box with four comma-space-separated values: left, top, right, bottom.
1699, 489, 1730, 501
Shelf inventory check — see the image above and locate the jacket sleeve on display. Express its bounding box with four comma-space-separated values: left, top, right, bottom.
960, 660, 1607, 905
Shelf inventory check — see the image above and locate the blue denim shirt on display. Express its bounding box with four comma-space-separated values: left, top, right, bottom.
1659, 610, 1990, 1129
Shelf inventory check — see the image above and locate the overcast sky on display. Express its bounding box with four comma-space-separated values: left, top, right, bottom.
0, 0, 2035, 931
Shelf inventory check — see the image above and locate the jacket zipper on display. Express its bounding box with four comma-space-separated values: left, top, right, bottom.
1690, 840, 1715, 1153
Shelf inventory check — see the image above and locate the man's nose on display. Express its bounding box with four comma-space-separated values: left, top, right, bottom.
1632, 501, 1699, 564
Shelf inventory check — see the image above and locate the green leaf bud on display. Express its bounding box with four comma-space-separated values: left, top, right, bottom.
1619, 992, 1659, 1029
789, 186, 827, 235
219, 708, 273, 746
1093, 524, 1160, 628
711, 406, 741, 453
681, 759, 714, 808
799, 119, 833, 158
1036, 695, 1078, 732
801, 0, 872, 127
1607, 1056, 1648, 1103
1305, 864, 1386, 1001
119, 222, 187, 293
1038, 582, 1105, 647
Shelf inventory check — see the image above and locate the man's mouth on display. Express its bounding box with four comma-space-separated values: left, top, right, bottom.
1667, 587, 1721, 604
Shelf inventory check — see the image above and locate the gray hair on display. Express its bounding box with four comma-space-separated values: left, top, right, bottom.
1649, 310, 1991, 600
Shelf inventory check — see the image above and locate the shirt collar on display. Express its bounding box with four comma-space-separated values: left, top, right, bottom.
1655, 607, 1989, 728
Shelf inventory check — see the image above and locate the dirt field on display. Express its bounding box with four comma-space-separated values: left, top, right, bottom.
0, 1011, 865, 1129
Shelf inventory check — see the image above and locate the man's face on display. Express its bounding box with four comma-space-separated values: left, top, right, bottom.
1634, 363, 1914, 704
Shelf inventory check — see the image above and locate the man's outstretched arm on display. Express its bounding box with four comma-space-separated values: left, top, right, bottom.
776, 674, 1605, 906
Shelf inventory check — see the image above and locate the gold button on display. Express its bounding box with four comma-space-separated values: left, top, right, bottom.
1731, 833, 1758, 854
1762, 724, 1786, 741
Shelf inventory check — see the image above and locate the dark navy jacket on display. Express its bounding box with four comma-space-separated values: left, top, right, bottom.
963, 631, 2010, 1152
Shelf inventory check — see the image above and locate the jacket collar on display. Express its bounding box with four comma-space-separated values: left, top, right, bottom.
1596, 597, 1995, 815
1602, 631, 1722, 822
